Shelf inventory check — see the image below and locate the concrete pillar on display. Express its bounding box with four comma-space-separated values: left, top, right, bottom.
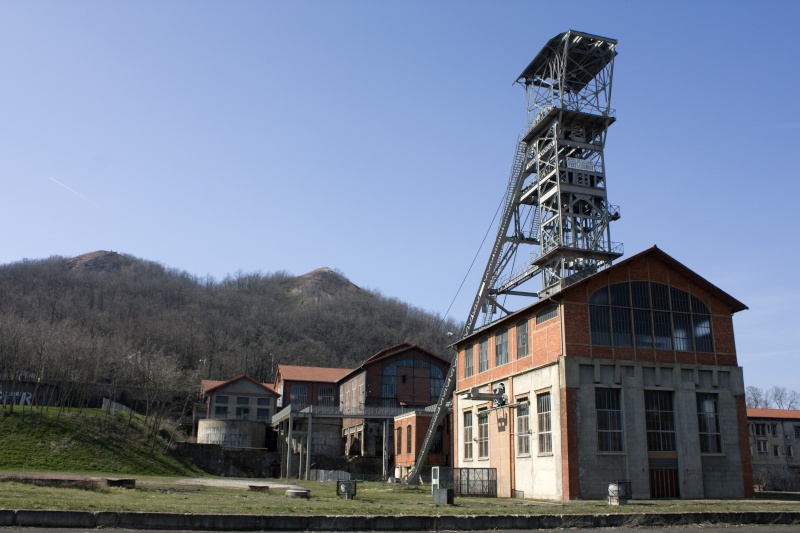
382, 419, 389, 480
286, 414, 293, 478
305, 412, 313, 480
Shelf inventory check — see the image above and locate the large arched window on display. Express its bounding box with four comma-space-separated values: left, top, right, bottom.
381, 358, 445, 406
589, 282, 713, 353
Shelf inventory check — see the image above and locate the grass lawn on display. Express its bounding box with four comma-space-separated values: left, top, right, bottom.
0, 408, 201, 476
1, 477, 800, 516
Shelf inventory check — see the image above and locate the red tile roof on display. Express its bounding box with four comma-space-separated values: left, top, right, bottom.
337, 342, 452, 383
747, 408, 800, 420
276, 365, 352, 384
201, 375, 277, 395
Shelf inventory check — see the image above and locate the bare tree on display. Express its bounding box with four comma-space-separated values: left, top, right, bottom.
746, 385, 768, 408
768, 386, 800, 410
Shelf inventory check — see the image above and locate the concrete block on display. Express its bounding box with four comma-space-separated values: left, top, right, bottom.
432, 487, 454, 505
15, 510, 95, 528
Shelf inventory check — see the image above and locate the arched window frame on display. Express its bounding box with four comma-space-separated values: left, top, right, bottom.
589, 282, 714, 353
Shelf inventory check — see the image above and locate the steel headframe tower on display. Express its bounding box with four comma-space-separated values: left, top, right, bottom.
406, 30, 623, 485
466, 30, 623, 334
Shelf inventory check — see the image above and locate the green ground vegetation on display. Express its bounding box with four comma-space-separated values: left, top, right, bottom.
2, 407, 799, 517
1, 477, 799, 516
0, 407, 201, 476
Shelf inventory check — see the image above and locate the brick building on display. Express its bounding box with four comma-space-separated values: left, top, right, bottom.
272, 364, 352, 477
339, 342, 450, 459
453, 246, 753, 500
393, 408, 453, 479
747, 408, 800, 490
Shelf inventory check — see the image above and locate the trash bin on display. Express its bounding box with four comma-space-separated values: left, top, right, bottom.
607, 480, 631, 505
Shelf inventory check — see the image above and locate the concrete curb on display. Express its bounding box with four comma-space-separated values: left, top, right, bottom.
0, 510, 799, 530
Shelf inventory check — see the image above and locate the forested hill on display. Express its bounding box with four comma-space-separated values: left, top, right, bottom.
0, 251, 462, 392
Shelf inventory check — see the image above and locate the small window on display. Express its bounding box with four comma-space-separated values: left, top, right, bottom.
464, 345, 474, 378
214, 406, 228, 418
516, 319, 529, 358
774, 445, 782, 457
478, 409, 489, 458
397, 427, 403, 455
256, 408, 270, 421
516, 399, 530, 455
257, 397, 271, 406
463, 412, 473, 460
216, 395, 229, 404
291, 385, 308, 408
771, 424, 778, 436
755, 423, 767, 436
757, 440, 768, 453
788, 445, 794, 458
495, 328, 508, 366
406, 424, 413, 454
537, 392, 552, 454
795, 426, 800, 438
235, 407, 250, 420
536, 305, 558, 324
318, 387, 335, 406
479, 338, 489, 373
237, 396, 250, 405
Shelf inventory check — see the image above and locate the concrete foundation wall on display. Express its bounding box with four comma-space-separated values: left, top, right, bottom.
179, 443, 280, 477
568, 357, 747, 500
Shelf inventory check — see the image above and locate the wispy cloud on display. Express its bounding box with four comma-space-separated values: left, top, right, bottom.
48, 177, 106, 212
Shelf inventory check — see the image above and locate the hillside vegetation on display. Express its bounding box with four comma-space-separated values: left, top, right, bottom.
0, 251, 461, 415
0, 408, 200, 475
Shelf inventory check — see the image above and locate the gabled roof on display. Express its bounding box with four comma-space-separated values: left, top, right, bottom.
201, 374, 277, 396
747, 408, 800, 420
276, 365, 353, 385
338, 342, 451, 383
463, 245, 747, 342
594, 246, 748, 313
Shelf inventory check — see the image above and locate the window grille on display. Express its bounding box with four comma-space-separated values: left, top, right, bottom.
463, 412, 473, 460
495, 328, 508, 366
537, 392, 552, 454
516, 400, 530, 455
516, 319, 529, 358
479, 338, 489, 373
536, 304, 558, 324
290, 385, 307, 408
478, 410, 489, 458
589, 282, 714, 353
697, 393, 721, 453
464, 345, 474, 377
645, 390, 676, 452
596, 388, 623, 452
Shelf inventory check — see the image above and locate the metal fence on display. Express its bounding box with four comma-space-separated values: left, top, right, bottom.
433, 467, 497, 497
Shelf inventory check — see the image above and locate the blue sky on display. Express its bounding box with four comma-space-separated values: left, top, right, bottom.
1, 1, 798, 390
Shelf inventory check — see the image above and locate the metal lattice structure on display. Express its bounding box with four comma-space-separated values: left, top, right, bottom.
407, 30, 623, 485
466, 30, 623, 334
